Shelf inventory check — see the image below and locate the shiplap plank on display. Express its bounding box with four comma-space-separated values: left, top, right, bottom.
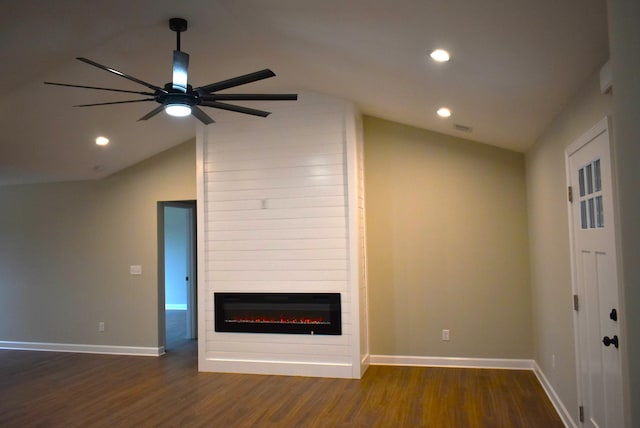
206, 207, 345, 221
206, 165, 345, 182
204, 280, 349, 292
207, 228, 346, 241
204, 289, 352, 302
265, 196, 345, 209
206, 341, 351, 357
208, 196, 345, 212
205, 118, 343, 148
206, 133, 344, 155
205, 238, 347, 251
207, 142, 344, 162
207, 185, 344, 202
205, 350, 352, 365
208, 217, 346, 232
205, 154, 344, 173
207, 260, 348, 272
207, 199, 263, 211
207, 270, 348, 281
205, 174, 344, 191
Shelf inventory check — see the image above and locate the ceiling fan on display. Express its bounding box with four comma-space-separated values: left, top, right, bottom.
44, 18, 297, 125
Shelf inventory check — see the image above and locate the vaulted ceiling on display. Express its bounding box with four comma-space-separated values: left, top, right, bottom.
0, 0, 608, 185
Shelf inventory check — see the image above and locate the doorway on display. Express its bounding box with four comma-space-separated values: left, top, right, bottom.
159, 200, 197, 353
566, 118, 624, 427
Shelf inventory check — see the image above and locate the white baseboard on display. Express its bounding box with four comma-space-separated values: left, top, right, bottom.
0, 341, 164, 357
533, 362, 576, 428
165, 304, 187, 310
370, 354, 535, 370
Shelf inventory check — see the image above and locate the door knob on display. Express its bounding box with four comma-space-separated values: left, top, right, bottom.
610, 308, 618, 321
602, 335, 619, 349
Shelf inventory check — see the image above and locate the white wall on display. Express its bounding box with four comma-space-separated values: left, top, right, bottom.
196, 92, 367, 378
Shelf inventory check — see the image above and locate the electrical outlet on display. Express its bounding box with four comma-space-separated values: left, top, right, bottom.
99, 322, 105, 332
442, 329, 450, 341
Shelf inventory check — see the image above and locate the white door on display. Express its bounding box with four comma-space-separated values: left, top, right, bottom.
567, 118, 624, 427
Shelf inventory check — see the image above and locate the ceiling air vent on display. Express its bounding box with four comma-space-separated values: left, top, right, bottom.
453, 123, 472, 133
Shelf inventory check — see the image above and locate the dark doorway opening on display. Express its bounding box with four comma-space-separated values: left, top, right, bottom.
158, 200, 197, 353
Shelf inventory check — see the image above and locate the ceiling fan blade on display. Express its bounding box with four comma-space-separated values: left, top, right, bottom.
201, 101, 271, 117
195, 69, 276, 94
191, 106, 215, 125
172, 50, 189, 93
138, 105, 165, 121
44, 81, 155, 96
73, 99, 155, 107
201, 93, 298, 101
76, 57, 164, 92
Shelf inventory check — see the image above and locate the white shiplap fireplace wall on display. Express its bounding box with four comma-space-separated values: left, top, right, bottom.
196, 92, 369, 378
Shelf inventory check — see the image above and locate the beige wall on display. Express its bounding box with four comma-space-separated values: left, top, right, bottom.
525, 70, 611, 423
364, 116, 532, 358
0, 140, 196, 348
607, 1, 640, 425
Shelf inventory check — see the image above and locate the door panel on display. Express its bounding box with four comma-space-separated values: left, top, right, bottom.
567, 118, 623, 427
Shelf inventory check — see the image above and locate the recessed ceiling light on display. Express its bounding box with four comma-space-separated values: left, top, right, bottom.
95, 136, 110, 146
437, 107, 452, 118
430, 49, 450, 62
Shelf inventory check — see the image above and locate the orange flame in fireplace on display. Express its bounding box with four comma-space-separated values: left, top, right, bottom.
227, 314, 329, 325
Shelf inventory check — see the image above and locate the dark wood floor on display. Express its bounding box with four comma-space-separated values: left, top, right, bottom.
165, 309, 191, 351
0, 314, 563, 427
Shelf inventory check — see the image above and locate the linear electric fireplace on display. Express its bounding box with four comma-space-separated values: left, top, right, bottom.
214, 292, 341, 335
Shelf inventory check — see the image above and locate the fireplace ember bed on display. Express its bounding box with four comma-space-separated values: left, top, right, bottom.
214, 292, 341, 335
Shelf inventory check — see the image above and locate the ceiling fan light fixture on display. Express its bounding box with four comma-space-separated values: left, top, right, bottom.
165, 103, 192, 117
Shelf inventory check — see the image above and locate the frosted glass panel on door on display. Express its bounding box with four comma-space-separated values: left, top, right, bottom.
596, 196, 604, 228
579, 168, 586, 197
578, 158, 604, 229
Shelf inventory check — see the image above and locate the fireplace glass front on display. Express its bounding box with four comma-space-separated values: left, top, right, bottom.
214, 292, 341, 335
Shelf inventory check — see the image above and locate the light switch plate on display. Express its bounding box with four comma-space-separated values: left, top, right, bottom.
130, 265, 142, 275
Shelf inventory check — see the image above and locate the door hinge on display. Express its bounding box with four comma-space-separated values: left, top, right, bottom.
579, 405, 584, 423
568, 186, 574, 203
573, 294, 579, 311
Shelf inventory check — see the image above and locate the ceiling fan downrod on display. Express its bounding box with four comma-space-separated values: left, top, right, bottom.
169, 17, 188, 52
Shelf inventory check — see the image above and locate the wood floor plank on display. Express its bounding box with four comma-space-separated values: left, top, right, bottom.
0, 314, 563, 427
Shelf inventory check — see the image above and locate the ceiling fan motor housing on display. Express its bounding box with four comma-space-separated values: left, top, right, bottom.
159, 83, 197, 107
